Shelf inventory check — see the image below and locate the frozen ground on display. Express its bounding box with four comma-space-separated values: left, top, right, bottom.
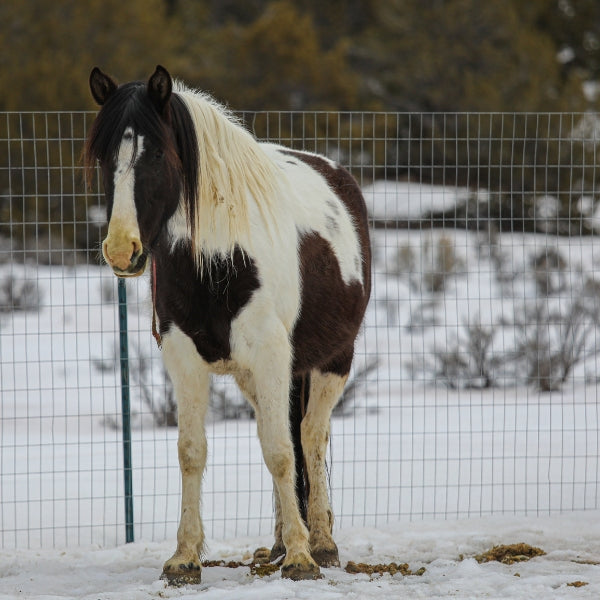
1, 512, 600, 599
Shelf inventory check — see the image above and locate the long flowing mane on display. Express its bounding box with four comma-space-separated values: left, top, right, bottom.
172, 83, 280, 262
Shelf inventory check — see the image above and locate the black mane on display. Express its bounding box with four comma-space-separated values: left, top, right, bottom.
84, 82, 199, 234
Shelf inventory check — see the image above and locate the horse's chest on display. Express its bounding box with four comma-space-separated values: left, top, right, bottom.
155, 247, 260, 364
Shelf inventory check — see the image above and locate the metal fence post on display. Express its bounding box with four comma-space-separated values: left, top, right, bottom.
118, 277, 135, 543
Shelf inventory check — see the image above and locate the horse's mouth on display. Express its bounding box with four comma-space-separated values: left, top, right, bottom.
111, 252, 148, 278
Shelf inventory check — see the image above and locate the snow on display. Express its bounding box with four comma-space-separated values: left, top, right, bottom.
1, 512, 600, 599
2, 179, 600, 597
363, 180, 473, 220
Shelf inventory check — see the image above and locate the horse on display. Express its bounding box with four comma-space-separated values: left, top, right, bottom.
84, 65, 371, 584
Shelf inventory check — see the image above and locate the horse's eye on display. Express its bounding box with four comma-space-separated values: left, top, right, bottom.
154, 149, 164, 160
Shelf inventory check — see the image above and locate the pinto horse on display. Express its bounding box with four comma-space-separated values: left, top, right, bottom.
85, 65, 371, 584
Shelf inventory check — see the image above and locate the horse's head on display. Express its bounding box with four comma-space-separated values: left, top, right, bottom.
85, 66, 195, 277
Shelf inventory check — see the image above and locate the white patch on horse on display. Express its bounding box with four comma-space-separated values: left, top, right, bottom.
166, 203, 188, 242
267, 145, 364, 287
112, 128, 144, 227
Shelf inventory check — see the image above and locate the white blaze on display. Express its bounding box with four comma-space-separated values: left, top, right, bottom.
111, 128, 144, 231
102, 129, 146, 272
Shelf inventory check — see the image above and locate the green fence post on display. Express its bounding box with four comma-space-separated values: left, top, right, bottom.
118, 277, 135, 543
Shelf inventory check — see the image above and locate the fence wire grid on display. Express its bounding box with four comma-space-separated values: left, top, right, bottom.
1, 111, 600, 550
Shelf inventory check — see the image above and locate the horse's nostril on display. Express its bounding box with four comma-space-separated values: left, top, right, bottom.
131, 238, 142, 261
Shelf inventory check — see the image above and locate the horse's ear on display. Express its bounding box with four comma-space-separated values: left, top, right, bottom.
89, 67, 117, 106
148, 65, 172, 115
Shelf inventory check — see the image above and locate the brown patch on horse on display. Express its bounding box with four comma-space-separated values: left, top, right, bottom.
291, 232, 366, 376
282, 150, 372, 295
154, 242, 260, 363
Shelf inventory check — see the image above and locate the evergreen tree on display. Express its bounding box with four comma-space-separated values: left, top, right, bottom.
176, 1, 358, 111
0, 0, 178, 110
358, 0, 587, 112
521, 0, 600, 84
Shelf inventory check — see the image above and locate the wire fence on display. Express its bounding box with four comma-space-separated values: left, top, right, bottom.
1, 111, 600, 550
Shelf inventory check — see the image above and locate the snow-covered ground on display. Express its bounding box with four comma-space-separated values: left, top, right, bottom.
1, 512, 600, 599
363, 179, 474, 219
1, 180, 600, 597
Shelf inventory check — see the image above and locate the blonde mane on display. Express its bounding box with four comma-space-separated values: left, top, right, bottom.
174, 82, 279, 265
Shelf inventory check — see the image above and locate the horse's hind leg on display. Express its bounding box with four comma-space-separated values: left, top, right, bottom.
301, 369, 348, 567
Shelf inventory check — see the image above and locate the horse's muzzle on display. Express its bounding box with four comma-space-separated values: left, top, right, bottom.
102, 229, 148, 277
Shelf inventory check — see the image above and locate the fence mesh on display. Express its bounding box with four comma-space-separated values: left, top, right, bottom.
1, 111, 599, 549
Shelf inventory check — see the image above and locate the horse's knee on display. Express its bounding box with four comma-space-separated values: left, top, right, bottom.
256, 405, 295, 481
178, 437, 206, 473
263, 443, 294, 481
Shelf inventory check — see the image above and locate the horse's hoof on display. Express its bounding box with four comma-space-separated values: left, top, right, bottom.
281, 555, 321, 581
270, 542, 286, 563
312, 545, 340, 568
160, 560, 202, 586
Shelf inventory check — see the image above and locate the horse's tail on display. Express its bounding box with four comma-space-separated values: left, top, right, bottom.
290, 373, 310, 523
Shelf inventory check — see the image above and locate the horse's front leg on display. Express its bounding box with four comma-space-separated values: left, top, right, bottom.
160, 329, 209, 586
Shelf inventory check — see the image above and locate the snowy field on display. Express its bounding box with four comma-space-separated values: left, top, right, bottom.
1, 512, 600, 599
1, 180, 600, 597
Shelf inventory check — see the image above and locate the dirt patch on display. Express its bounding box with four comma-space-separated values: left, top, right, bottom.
201, 557, 281, 578
567, 581, 588, 588
345, 561, 426, 577
249, 563, 281, 577
202, 559, 247, 569
474, 543, 546, 565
